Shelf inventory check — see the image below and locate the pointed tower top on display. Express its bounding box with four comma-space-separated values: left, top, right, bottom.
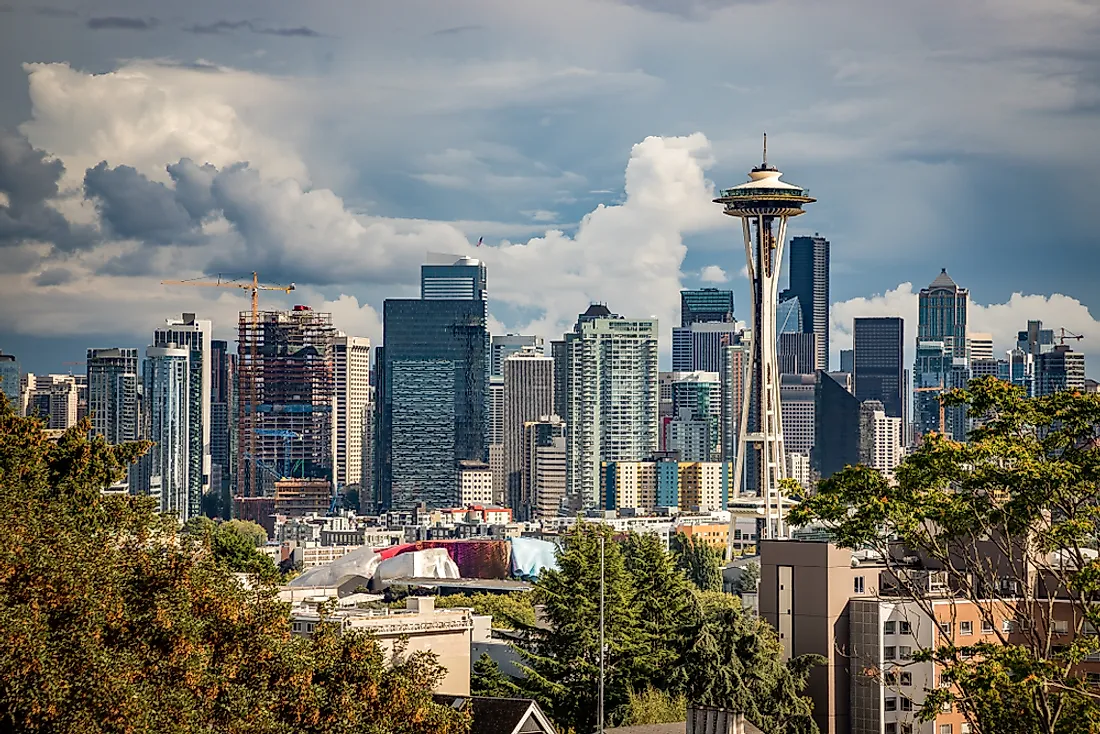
763, 132, 768, 167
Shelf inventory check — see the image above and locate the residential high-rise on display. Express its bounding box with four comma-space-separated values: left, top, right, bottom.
968, 332, 994, 362
778, 332, 817, 375
144, 345, 192, 519
667, 371, 721, 461
719, 339, 750, 465
87, 348, 141, 446
917, 269, 968, 359
787, 234, 830, 370
714, 140, 816, 538
488, 376, 505, 503
853, 317, 904, 419
858, 400, 903, 480
457, 460, 493, 506
421, 254, 488, 301
491, 334, 544, 377
812, 371, 861, 481
153, 314, 212, 508
503, 347, 554, 518
0, 351, 18, 407
524, 415, 567, 520
1018, 320, 1055, 357
1036, 344, 1086, 396
680, 288, 735, 326
237, 307, 336, 498
333, 334, 372, 489
209, 339, 233, 512
562, 304, 659, 508
672, 322, 744, 372
20, 373, 80, 429
780, 373, 816, 458
377, 298, 487, 510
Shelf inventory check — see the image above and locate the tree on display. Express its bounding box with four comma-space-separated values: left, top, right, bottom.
517, 522, 648, 733
789, 377, 1100, 734
223, 518, 269, 546
736, 560, 760, 594
682, 593, 821, 734
619, 686, 686, 727
671, 532, 724, 592
0, 405, 469, 734
472, 653, 519, 698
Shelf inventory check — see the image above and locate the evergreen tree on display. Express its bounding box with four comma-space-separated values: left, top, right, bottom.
0, 404, 468, 733
671, 532, 724, 592
472, 653, 520, 698
517, 522, 647, 733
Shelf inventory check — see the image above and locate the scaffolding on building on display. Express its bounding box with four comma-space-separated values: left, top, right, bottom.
237, 307, 336, 499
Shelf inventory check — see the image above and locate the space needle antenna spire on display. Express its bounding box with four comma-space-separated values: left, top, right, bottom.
714, 135, 816, 548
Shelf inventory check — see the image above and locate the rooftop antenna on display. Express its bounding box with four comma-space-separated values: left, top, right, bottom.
762, 131, 768, 168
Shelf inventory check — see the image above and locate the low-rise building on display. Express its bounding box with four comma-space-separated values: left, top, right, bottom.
601, 460, 733, 513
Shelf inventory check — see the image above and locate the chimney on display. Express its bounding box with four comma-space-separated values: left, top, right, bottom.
686, 705, 745, 734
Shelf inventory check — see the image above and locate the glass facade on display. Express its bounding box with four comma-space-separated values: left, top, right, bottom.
853, 317, 905, 419
378, 298, 488, 510
0, 352, 18, 407
776, 296, 802, 334
917, 269, 969, 359
421, 257, 488, 301
144, 346, 192, 520
87, 348, 141, 445
787, 235, 830, 370
680, 288, 735, 326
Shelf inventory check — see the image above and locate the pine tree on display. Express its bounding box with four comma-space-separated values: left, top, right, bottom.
671, 532, 724, 592
472, 653, 520, 698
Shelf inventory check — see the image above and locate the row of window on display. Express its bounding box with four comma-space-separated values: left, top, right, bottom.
885, 618, 1019, 638
885, 725, 969, 734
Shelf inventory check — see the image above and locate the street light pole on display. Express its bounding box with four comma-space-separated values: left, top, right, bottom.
598, 534, 605, 734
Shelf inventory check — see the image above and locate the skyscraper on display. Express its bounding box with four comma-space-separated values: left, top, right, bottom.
0, 351, 18, 407
918, 269, 969, 359
209, 339, 233, 512
503, 347, 554, 517
776, 296, 802, 334
491, 334, 544, 377
778, 332, 818, 375
421, 255, 488, 301
787, 234, 830, 370
968, 332, 994, 362
839, 349, 854, 374
488, 376, 505, 504
378, 298, 488, 509
87, 348, 141, 446
1036, 345, 1086, 396
680, 288, 735, 326
562, 304, 659, 508
859, 400, 903, 481
1018, 320, 1055, 357
20, 374, 79, 429
153, 314, 212, 508
812, 371, 861, 480
525, 415, 567, 520
333, 334, 372, 489
780, 373, 816, 457
237, 307, 336, 498
853, 317, 904, 419
144, 345, 192, 519
667, 371, 721, 461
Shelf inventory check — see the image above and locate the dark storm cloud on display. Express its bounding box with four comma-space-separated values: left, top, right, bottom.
86, 16, 157, 31
183, 19, 323, 38
0, 129, 94, 251
83, 161, 209, 245
33, 267, 74, 286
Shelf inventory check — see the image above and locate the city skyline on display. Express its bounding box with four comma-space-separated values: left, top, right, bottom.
1, 1, 1099, 378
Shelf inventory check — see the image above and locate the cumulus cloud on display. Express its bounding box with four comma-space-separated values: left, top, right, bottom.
699, 264, 728, 283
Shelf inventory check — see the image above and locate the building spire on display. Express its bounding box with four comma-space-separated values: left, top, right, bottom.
762, 131, 768, 168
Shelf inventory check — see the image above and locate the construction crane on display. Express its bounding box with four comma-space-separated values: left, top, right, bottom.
914, 383, 947, 436
254, 429, 302, 479
161, 272, 296, 498
1057, 328, 1084, 345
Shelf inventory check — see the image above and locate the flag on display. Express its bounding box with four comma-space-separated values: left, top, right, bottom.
476, 237, 483, 247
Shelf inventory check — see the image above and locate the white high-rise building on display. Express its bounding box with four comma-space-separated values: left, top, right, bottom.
563, 305, 659, 507
333, 334, 372, 489
153, 314, 212, 504
491, 334, 544, 377
488, 375, 506, 503
21, 373, 80, 429
968, 332, 994, 362
144, 345, 191, 520
780, 373, 816, 458
503, 347, 554, 518
860, 401, 904, 481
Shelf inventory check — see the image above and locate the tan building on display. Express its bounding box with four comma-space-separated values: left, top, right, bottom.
458, 460, 494, 506
274, 478, 332, 517
290, 596, 475, 695
601, 460, 732, 513
524, 415, 567, 520
675, 521, 728, 551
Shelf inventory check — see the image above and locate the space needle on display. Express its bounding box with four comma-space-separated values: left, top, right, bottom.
714, 135, 815, 541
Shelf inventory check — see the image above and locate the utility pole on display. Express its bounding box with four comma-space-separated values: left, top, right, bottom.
598, 534, 605, 734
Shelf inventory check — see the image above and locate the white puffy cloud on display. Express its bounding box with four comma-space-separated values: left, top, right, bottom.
699, 265, 728, 283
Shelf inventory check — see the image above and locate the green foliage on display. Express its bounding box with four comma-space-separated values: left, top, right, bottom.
790, 377, 1100, 734
619, 686, 687, 726
472, 653, 520, 698
223, 519, 269, 546
513, 524, 821, 734
0, 406, 469, 734
181, 514, 275, 577
671, 532, 724, 592
737, 560, 760, 594
432, 592, 536, 630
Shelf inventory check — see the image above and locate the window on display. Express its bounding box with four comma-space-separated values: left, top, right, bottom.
981, 621, 994, 634
940, 725, 953, 734
900, 697, 913, 712
941, 701, 953, 713
884, 646, 897, 660
899, 646, 913, 660
899, 621, 912, 634
961, 725, 972, 734
886, 725, 898, 734
901, 725, 913, 734
885, 697, 898, 712
1002, 619, 1015, 633
1088, 672, 1100, 686
940, 621, 954, 636
900, 672, 913, 687
1053, 619, 1069, 634
960, 621, 973, 636
885, 621, 897, 635
855, 576, 865, 594
885, 670, 898, 685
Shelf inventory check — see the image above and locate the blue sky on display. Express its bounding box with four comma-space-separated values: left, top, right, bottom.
1, 0, 1099, 375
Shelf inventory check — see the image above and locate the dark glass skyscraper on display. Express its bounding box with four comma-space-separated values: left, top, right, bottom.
811, 370, 860, 480
680, 288, 734, 326
918, 269, 968, 359
853, 317, 904, 419
787, 235, 830, 370
377, 299, 488, 510
421, 255, 488, 301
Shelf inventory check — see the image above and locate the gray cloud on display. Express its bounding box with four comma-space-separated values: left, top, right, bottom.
432, 25, 484, 36
87, 16, 157, 31
0, 129, 94, 251
83, 160, 209, 245
33, 267, 74, 286
183, 19, 322, 38
33, 7, 78, 17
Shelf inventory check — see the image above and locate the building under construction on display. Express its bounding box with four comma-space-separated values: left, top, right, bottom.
237, 306, 336, 498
